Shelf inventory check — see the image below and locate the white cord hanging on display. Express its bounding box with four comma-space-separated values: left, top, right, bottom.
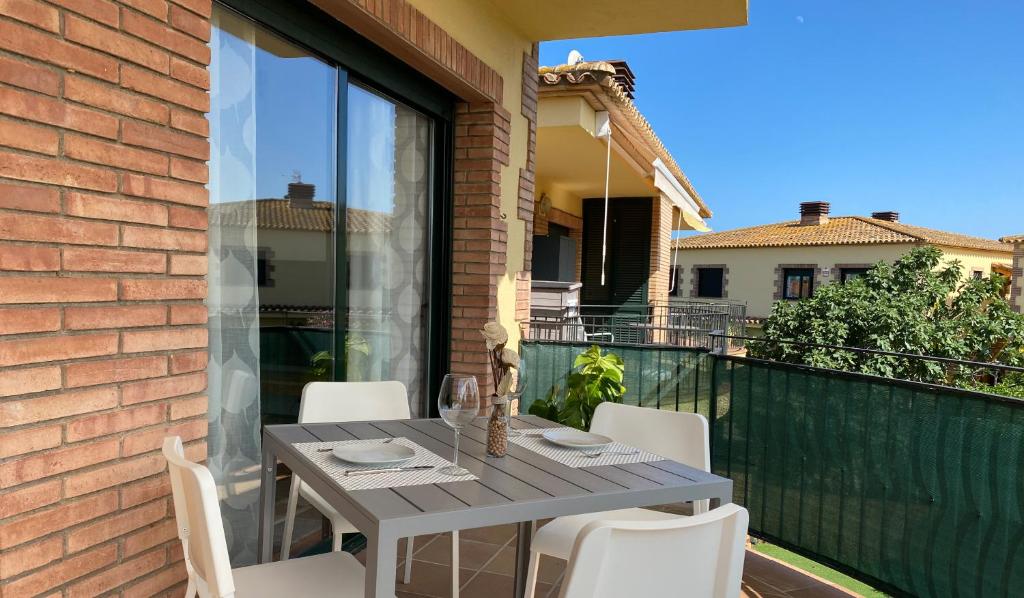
598, 113, 612, 286
668, 206, 683, 294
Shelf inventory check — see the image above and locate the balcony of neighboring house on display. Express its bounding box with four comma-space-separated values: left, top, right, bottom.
530, 58, 738, 351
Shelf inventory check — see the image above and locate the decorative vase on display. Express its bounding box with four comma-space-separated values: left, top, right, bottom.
486, 395, 509, 457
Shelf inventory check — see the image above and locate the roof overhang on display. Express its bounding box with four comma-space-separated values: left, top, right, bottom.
478, 0, 748, 41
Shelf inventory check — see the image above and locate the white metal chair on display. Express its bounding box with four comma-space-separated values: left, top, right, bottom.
539, 504, 749, 598
162, 436, 387, 598
524, 402, 712, 596
280, 381, 460, 595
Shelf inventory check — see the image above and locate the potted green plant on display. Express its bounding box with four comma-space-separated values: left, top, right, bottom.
528, 345, 626, 430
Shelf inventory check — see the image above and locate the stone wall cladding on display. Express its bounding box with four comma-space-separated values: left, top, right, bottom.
0, 1, 211, 596
830, 263, 873, 285
1012, 243, 1023, 313
689, 264, 730, 299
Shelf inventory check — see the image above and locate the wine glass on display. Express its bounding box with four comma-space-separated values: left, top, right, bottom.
507, 358, 527, 438
437, 374, 480, 476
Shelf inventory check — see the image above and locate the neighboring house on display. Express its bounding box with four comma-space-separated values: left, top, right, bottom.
672, 202, 1013, 320
531, 59, 711, 318
0, 0, 748, 590
1002, 234, 1024, 312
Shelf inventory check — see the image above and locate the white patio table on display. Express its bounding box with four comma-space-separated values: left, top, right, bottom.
257, 415, 733, 598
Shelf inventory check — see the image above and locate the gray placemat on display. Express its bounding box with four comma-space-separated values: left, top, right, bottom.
293, 437, 478, 491
510, 428, 663, 468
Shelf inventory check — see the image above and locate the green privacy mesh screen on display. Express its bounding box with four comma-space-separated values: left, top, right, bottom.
521, 341, 1024, 597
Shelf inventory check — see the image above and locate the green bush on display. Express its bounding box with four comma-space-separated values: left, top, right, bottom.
528, 345, 626, 429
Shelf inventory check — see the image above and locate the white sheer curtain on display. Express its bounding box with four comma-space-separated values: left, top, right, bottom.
207, 8, 262, 565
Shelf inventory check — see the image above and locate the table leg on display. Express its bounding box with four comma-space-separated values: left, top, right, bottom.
365, 529, 398, 598
513, 521, 534, 598
257, 440, 278, 564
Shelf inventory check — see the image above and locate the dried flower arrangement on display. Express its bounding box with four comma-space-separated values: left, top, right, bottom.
480, 321, 519, 396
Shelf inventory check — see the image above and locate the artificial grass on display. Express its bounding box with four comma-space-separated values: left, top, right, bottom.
751, 541, 889, 597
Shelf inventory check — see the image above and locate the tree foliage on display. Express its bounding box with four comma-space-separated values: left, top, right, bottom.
750, 247, 1024, 395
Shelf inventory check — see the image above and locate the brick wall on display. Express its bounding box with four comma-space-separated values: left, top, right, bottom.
648, 195, 672, 308
1012, 243, 1023, 313
0, 1, 210, 596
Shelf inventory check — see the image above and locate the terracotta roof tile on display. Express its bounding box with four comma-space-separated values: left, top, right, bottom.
209, 200, 391, 233
674, 216, 1011, 253
1000, 233, 1024, 243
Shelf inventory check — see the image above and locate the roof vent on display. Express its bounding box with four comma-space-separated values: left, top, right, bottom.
605, 60, 636, 99
799, 201, 830, 226
871, 211, 900, 222
287, 182, 315, 208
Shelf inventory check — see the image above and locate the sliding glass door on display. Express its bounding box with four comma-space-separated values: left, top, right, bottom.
208, 3, 449, 563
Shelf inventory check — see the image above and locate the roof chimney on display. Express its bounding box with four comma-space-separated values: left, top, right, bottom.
799, 201, 830, 226
871, 211, 899, 222
287, 181, 315, 208
605, 60, 636, 99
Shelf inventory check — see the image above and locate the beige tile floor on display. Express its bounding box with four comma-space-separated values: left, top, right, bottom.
348, 523, 859, 598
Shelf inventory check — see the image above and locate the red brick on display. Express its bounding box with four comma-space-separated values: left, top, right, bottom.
65, 355, 169, 388
65, 13, 169, 73
0, 181, 60, 213
66, 402, 166, 441
65, 191, 169, 226
169, 349, 206, 373
169, 107, 208, 136
122, 327, 207, 354
65, 305, 167, 330
65, 453, 166, 497
168, 304, 206, 326
170, 394, 206, 419
0, 364, 61, 397
168, 157, 208, 184
169, 254, 206, 275
0, 307, 61, 336
124, 518, 177, 557
0, 424, 61, 459
0, 479, 61, 518
170, 0, 211, 18
0, 332, 118, 368
124, 560, 188, 598
0, 277, 117, 304
0, 243, 59, 271
168, 204, 207, 228
64, 247, 167, 273
0, 0, 60, 33
122, 173, 208, 207
49, 0, 118, 27
0, 535, 63, 579
122, 119, 209, 160
0, 20, 117, 82
120, 475, 170, 508
1, 544, 118, 597
0, 54, 59, 95
169, 55, 209, 88
68, 547, 166, 597
67, 499, 167, 553
0, 210, 119, 245
169, 3, 209, 40
0, 387, 118, 427
122, 64, 209, 112
0, 437, 119, 489
122, 0, 169, 20
121, 372, 207, 404
65, 134, 170, 176
122, 223, 207, 251
0, 86, 118, 139
122, 10, 209, 64
1, 490, 118, 548
122, 418, 205, 457
0, 150, 118, 192
64, 74, 169, 124
121, 278, 206, 300
0, 115, 58, 155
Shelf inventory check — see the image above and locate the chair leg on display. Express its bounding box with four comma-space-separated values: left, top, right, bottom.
451, 530, 459, 598
523, 551, 541, 598
402, 536, 415, 584
184, 577, 196, 598
281, 474, 302, 561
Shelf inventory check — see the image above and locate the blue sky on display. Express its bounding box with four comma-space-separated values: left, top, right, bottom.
540, 1, 1024, 239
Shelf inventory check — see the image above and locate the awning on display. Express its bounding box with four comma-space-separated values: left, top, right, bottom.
652, 158, 710, 232
680, 208, 711, 232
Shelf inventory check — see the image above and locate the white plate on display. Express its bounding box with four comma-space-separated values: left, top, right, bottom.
332, 442, 415, 465
542, 429, 614, 450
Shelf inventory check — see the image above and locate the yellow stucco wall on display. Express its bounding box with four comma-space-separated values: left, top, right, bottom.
674, 244, 1013, 319
408, 0, 534, 344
